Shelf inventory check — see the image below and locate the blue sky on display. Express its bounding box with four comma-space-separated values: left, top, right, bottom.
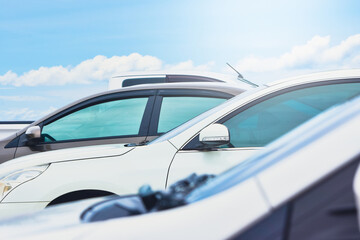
1, 0, 360, 120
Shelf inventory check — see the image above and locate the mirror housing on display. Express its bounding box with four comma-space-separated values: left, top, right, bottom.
25, 126, 41, 140
199, 123, 230, 147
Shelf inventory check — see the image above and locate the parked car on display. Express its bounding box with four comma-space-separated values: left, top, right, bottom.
0, 80, 248, 163
0, 69, 359, 219
1, 90, 360, 240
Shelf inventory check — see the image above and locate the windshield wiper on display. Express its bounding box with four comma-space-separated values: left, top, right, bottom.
81, 173, 215, 223
125, 140, 149, 147
140, 173, 215, 211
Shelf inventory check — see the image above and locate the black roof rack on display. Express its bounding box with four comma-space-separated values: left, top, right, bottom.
122, 75, 224, 87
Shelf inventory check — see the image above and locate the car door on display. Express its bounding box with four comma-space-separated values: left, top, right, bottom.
166, 80, 360, 185
144, 89, 233, 142
14, 90, 156, 158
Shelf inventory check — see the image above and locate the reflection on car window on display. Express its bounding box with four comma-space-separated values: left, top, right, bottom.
223, 82, 360, 147
157, 97, 226, 133
41, 98, 148, 142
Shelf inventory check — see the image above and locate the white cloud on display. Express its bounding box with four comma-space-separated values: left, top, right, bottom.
2, 35, 359, 87
164, 60, 215, 71
0, 53, 215, 87
0, 95, 45, 101
235, 34, 360, 73
0, 107, 58, 121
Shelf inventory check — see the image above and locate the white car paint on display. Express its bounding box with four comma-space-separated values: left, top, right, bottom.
0, 69, 359, 220
1, 88, 359, 240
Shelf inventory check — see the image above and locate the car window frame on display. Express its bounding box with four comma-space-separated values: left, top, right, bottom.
17, 90, 157, 147
182, 79, 360, 150
147, 89, 234, 138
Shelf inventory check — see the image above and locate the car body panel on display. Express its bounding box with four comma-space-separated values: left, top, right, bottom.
166, 148, 260, 186
0, 144, 133, 177
2, 141, 176, 203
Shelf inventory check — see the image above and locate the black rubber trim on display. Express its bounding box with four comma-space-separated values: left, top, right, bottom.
138, 96, 156, 136
148, 95, 163, 137
166, 75, 223, 83
4, 136, 20, 148
122, 78, 166, 87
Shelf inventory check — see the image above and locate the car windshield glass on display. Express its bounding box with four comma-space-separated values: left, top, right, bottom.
184, 97, 360, 203
149, 86, 263, 145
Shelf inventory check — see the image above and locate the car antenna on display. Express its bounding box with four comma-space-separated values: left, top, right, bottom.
226, 62, 259, 88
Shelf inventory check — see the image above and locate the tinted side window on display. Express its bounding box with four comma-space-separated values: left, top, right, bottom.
41, 98, 149, 142
223, 83, 360, 147
157, 97, 226, 133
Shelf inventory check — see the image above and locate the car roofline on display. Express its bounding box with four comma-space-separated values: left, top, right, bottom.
267, 69, 360, 87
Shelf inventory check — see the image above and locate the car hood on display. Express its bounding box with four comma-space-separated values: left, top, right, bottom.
0, 144, 134, 176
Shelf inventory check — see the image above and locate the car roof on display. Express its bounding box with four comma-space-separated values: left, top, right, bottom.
267, 69, 360, 87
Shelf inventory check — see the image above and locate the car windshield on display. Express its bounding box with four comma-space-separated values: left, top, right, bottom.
149, 86, 264, 145
185, 96, 360, 203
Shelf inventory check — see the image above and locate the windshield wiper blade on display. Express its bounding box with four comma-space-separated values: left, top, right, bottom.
81, 173, 215, 223
140, 173, 215, 211
125, 140, 149, 147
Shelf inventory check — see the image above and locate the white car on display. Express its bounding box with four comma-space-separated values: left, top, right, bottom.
0, 69, 360, 219
1, 85, 360, 240
0, 79, 248, 163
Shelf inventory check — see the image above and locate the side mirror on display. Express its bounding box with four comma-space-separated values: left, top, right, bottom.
25, 126, 41, 140
199, 123, 230, 147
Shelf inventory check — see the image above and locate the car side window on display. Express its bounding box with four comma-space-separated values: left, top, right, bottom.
41, 97, 149, 142
222, 82, 360, 148
157, 97, 227, 133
